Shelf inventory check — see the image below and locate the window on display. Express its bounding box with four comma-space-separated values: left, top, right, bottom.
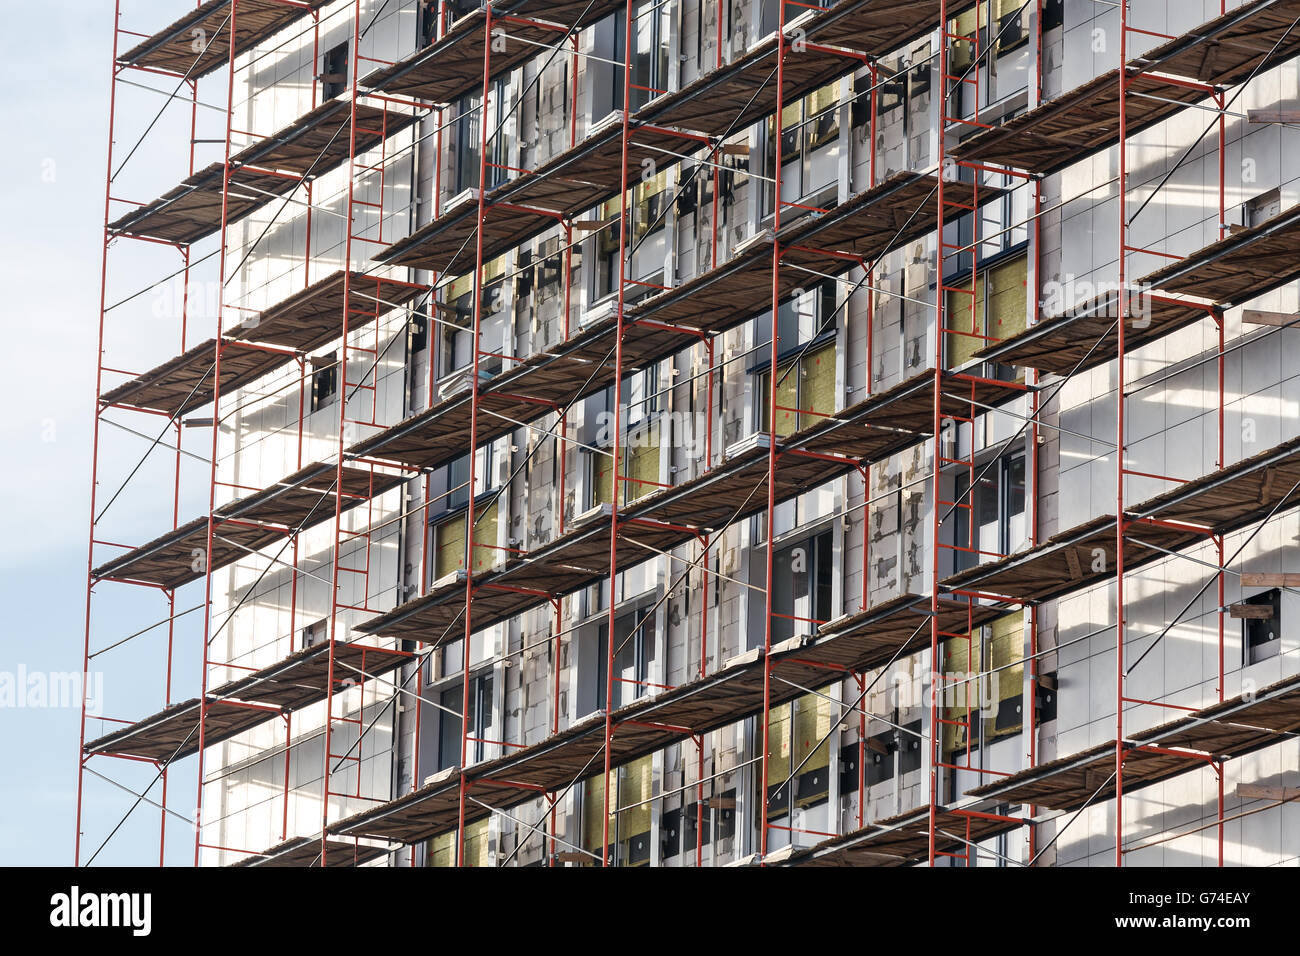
943, 609, 1024, 756
595, 607, 653, 711
408, 315, 428, 355
311, 352, 338, 412
952, 450, 1026, 572
436, 685, 462, 771
437, 451, 474, 513
585, 373, 662, 509
440, 255, 508, 378
770, 529, 833, 645
945, 253, 1027, 370
453, 80, 508, 193
765, 80, 840, 217
300, 619, 327, 649
434, 669, 495, 771
466, 670, 495, 763
631, 167, 672, 247
453, 94, 478, 192
948, 2, 1029, 80
624, 360, 660, 426
583, 754, 653, 866
754, 282, 838, 437
1243, 588, 1281, 665
587, 1, 675, 298
429, 448, 502, 581
593, 204, 622, 299
593, 167, 672, 297
995, 0, 1030, 52
585, 2, 670, 121
759, 0, 833, 36
320, 41, 348, 99
609, 1, 671, 113
942, 144, 1029, 272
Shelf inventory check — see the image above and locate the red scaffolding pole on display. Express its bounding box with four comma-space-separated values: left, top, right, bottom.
86, 0, 428, 867
1114, 0, 1228, 869
928, 0, 1043, 866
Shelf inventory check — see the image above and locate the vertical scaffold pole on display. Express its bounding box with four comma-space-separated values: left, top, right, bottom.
601, 0, 636, 869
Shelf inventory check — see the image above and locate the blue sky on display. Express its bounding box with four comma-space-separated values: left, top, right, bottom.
0, 2, 225, 866
0, 2, 104, 866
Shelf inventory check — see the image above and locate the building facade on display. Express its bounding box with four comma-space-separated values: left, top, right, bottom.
80, 0, 1300, 867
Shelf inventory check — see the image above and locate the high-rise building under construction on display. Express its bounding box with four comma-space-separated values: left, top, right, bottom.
78, 0, 1300, 867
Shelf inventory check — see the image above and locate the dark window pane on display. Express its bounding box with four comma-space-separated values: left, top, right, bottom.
438, 686, 462, 771
1006, 454, 1026, 523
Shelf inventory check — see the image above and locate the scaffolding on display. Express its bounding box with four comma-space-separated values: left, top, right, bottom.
80, 0, 431, 866
79, 0, 1300, 868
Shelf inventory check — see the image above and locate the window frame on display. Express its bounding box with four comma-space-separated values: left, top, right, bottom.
310, 352, 338, 412
943, 243, 1029, 373
427, 446, 502, 583
761, 79, 842, 219
951, 448, 1027, 573
595, 605, 653, 712
583, 370, 664, 510
769, 527, 834, 645
1242, 588, 1282, 666
750, 280, 840, 436
432, 667, 496, 771
320, 40, 349, 100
